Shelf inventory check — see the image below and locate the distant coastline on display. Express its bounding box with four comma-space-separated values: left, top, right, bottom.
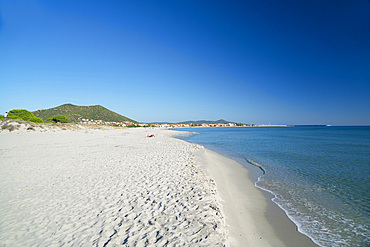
158, 123, 332, 128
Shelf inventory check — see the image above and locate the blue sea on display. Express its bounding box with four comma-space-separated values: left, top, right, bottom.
174, 126, 370, 247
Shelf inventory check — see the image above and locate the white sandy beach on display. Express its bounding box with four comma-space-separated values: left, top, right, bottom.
0, 121, 316, 246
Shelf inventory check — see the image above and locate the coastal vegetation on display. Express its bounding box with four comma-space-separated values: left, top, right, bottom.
45, 115, 70, 123
33, 104, 137, 123
7, 110, 43, 123
1, 122, 20, 132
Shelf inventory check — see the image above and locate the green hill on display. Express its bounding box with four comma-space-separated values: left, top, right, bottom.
33, 104, 137, 123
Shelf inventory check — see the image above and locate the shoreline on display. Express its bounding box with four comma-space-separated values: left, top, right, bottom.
172, 130, 318, 246
194, 147, 317, 247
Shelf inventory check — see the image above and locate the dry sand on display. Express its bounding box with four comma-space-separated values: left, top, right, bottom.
0, 121, 316, 246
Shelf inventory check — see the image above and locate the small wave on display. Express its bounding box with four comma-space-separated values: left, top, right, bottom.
254, 182, 323, 246
245, 159, 323, 246
245, 158, 266, 175
254, 179, 369, 247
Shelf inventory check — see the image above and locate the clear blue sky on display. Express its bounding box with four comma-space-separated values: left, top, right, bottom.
1, 0, 369, 125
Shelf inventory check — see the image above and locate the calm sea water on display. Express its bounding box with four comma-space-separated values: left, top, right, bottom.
174, 126, 370, 247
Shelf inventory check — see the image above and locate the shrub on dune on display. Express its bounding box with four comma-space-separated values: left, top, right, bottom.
46, 115, 70, 123
7, 109, 44, 123
7, 114, 23, 120
28, 117, 43, 123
